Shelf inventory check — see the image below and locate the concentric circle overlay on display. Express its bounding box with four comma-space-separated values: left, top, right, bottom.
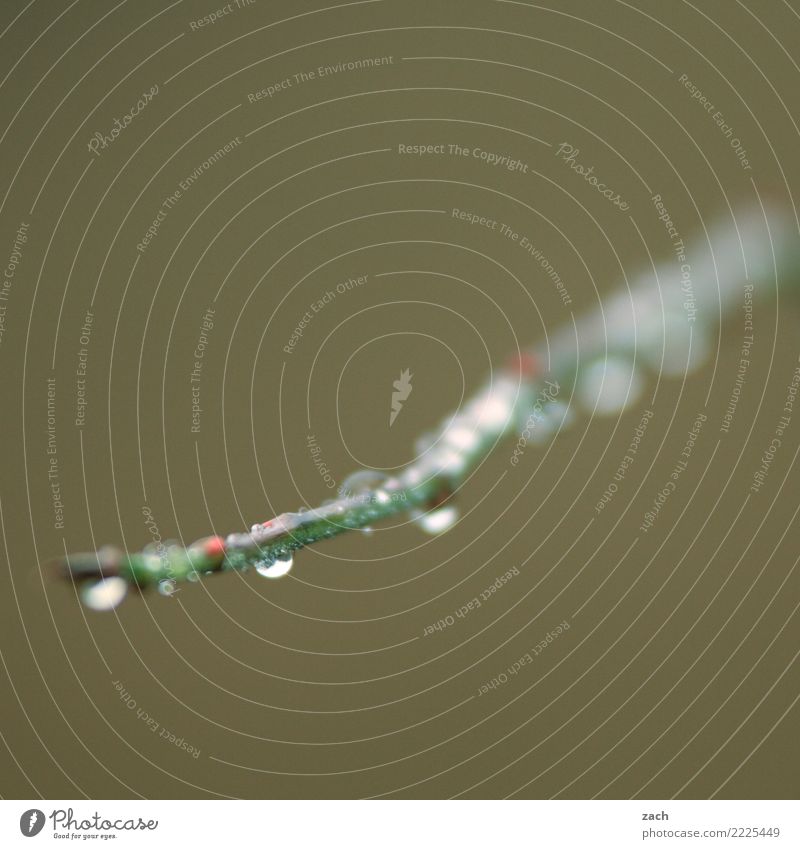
1, 0, 799, 801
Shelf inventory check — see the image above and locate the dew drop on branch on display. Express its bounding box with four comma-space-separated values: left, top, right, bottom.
255, 553, 294, 579
341, 469, 388, 501
578, 357, 643, 415
158, 579, 177, 597
81, 576, 128, 611
412, 504, 459, 535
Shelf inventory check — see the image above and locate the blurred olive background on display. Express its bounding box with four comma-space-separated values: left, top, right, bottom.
0, 0, 798, 799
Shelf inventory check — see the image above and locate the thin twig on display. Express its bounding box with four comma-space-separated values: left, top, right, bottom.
58, 202, 798, 609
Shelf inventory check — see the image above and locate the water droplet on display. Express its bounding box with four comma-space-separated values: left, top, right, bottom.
412, 504, 459, 535
548, 400, 574, 429
341, 469, 387, 501
538, 401, 573, 440
436, 449, 467, 476
401, 467, 424, 488
362, 526, 374, 536
443, 425, 479, 453
467, 380, 516, 430
81, 576, 128, 611
517, 399, 573, 443
640, 311, 710, 376
578, 357, 643, 415
255, 553, 294, 579
414, 431, 437, 456
225, 532, 246, 548
271, 512, 304, 532
158, 579, 177, 597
